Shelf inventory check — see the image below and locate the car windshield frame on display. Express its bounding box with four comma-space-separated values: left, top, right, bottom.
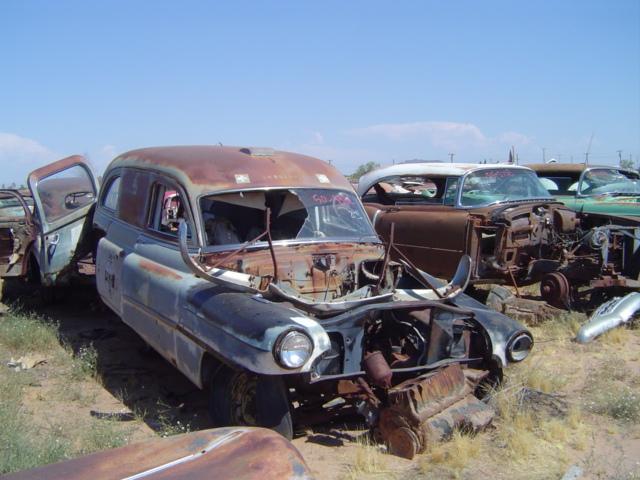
457, 168, 553, 208
577, 167, 640, 197
197, 187, 379, 253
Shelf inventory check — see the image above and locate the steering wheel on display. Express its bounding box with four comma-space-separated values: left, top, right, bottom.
332, 193, 358, 221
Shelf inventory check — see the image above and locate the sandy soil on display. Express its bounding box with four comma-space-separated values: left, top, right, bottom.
3, 286, 639, 479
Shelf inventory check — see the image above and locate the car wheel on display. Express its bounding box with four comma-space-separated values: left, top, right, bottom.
209, 367, 293, 439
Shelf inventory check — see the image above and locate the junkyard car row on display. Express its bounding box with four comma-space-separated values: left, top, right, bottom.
358, 162, 640, 308
1, 148, 638, 470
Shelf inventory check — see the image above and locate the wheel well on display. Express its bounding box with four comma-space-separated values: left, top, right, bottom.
200, 352, 225, 388
27, 250, 41, 284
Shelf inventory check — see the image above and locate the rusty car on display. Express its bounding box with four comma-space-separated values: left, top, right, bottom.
4, 427, 312, 480
14, 147, 533, 459
357, 162, 640, 308
0, 156, 97, 299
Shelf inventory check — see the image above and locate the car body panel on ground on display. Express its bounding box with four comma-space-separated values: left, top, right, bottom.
3, 427, 312, 480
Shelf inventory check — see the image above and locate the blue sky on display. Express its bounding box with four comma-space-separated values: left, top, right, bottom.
1, 0, 638, 184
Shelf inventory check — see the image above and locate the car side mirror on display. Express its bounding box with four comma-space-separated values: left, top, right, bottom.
64, 191, 94, 209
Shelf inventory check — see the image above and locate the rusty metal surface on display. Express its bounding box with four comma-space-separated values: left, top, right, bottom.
360, 163, 640, 306
27, 154, 87, 186
203, 242, 385, 301
376, 364, 494, 458
526, 163, 589, 174
4, 427, 312, 480
486, 285, 563, 325
108, 146, 352, 197
0, 190, 36, 278
85, 145, 535, 453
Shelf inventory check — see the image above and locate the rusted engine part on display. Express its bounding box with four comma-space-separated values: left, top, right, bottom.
540, 271, 572, 309
375, 364, 494, 459
559, 224, 640, 296
486, 285, 563, 325
576, 291, 640, 343
3, 427, 312, 480
470, 204, 575, 284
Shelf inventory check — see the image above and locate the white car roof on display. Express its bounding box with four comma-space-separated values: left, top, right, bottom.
356, 162, 533, 196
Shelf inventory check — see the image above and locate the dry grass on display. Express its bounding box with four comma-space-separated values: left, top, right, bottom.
343, 433, 396, 480
0, 309, 136, 475
419, 431, 483, 478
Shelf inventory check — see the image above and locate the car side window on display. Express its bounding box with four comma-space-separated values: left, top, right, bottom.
36, 165, 96, 223
443, 178, 459, 205
102, 176, 121, 211
148, 183, 191, 238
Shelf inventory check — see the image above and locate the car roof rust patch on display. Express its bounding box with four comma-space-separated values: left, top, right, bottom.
107, 145, 352, 194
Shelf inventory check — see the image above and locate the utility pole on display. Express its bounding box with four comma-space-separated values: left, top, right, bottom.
449, 153, 455, 163
585, 132, 594, 165
542, 147, 546, 162
617, 150, 623, 165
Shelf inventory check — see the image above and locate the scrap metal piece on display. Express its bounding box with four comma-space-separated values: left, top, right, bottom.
376, 364, 494, 459
486, 284, 562, 325
363, 350, 392, 388
540, 272, 571, 309
576, 291, 640, 344
3, 427, 312, 480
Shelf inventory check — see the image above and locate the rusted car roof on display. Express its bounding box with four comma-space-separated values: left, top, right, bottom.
526, 163, 636, 174
107, 146, 351, 194
357, 162, 533, 196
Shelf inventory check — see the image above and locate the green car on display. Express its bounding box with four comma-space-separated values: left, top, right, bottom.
528, 163, 640, 219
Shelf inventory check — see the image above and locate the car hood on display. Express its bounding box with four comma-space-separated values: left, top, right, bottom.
576, 195, 640, 216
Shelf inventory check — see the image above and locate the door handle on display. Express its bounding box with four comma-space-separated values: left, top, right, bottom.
46, 233, 60, 246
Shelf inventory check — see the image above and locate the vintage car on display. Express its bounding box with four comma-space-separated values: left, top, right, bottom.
0, 156, 97, 298
15, 145, 530, 459
357, 163, 640, 308
528, 163, 640, 218
4, 427, 312, 480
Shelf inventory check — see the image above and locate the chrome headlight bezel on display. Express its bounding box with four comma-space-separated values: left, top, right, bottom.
506, 332, 533, 362
274, 330, 313, 369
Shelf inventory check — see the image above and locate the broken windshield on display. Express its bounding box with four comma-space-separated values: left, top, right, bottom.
459, 169, 552, 207
200, 188, 377, 246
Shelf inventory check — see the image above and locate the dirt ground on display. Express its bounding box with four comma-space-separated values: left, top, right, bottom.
2, 286, 639, 479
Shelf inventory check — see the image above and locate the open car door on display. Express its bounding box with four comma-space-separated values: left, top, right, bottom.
0, 190, 35, 278
28, 155, 98, 286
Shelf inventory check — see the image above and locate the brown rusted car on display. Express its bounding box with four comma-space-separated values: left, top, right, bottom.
0, 156, 97, 298
357, 162, 639, 308
81, 146, 531, 459
4, 427, 312, 480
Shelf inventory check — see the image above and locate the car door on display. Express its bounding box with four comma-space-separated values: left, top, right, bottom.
27, 155, 97, 286
0, 190, 35, 277
119, 178, 194, 364
375, 204, 469, 279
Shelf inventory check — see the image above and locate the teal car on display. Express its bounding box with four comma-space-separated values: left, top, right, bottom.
528, 163, 640, 219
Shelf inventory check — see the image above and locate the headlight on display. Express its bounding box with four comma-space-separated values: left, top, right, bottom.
507, 332, 533, 362
275, 331, 313, 369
